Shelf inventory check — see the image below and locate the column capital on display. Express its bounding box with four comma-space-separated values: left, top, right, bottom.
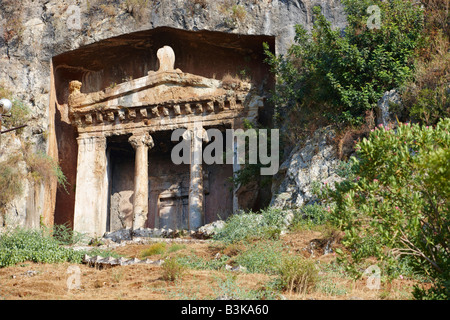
129, 132, 154, 150
76, 135, 106, 152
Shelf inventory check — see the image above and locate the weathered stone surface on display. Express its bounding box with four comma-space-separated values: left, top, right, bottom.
104, 227, 185, 243
376, 89, 402, 127
82, 254, 164, 268
157, 46, 176, 72
191, 220, 226, 239
270, 126, 342, 209
0, 0, 347, 231
132, 228, 155, 238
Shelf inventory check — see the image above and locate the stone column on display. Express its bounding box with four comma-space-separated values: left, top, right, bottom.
73, 135, 108, 237
129, 132, 154, 230
188, 124, 207, 230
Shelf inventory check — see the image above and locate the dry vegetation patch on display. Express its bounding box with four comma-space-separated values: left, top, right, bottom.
0, 227, 426, 300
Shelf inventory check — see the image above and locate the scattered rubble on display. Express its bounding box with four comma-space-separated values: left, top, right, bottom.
102, 221, 225, 243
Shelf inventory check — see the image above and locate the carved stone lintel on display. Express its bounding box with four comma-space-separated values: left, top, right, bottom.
185, 104, 192, 114
129, 132, 154, 150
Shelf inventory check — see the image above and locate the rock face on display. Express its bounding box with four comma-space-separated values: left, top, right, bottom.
376, 89, 402, 127
270, 126, 342, 209
0, 0, 346, 231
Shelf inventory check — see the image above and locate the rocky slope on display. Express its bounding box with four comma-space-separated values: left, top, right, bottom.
0, 0, 346, 229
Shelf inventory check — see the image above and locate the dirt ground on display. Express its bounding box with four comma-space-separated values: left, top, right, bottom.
0, 231, 421, 300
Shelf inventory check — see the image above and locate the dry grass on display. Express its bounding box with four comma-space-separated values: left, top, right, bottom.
124, 0, 154, 22
335, 110, 375, 160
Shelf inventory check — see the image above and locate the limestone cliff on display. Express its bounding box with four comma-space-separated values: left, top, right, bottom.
0, 0, 346, 230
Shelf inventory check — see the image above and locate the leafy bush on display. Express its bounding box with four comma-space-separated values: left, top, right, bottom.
167, 243, 186, 254
213, 273, 281, 300
47, 223, 88, 245
0, 227, 84, 267
213, 207, 289, 244
323, 118, 450, 299
276, 256, 318, 294
402, 29, 450, 125
264, 0, 424, 130
25, 151, 68, 189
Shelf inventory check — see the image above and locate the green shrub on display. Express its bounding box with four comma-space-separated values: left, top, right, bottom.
48, 223, 87, 245
235, 241, 284, 275
161, 257, 186, 281
0, 155, 24, 217
25, 151, 68, 190
323, 118, 450, 299
264, 0, 425, 129
407, 85, 449, 125
140, 242, 167, 258
290, 203, 333, 230
167, 243, 186, 254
